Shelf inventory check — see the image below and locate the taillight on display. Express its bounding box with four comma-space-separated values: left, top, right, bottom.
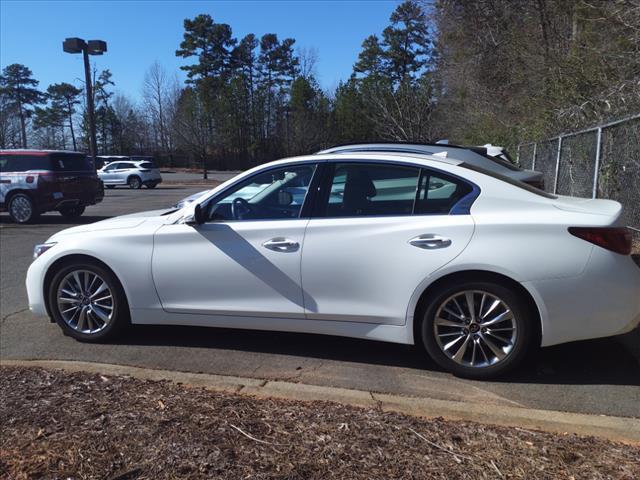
568, 227, 632, 255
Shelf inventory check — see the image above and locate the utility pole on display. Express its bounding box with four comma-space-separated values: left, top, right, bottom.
82, 46, 98, 162
63, 38, 107, 164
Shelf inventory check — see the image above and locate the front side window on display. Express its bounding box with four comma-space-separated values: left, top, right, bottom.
103, 163, 119, 171
205, 164, 316, 221
320, 163, 420, 217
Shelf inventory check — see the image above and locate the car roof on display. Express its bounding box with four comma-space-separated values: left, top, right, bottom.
317, 143, 526, 174
259, 152, 464, 171
0, 149, 85, 156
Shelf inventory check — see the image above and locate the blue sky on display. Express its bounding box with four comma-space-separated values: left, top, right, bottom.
0, 0, 400, 99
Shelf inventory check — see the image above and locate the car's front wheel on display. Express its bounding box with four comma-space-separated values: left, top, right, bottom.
421, 280, 535, 379
48, 261, 129, 342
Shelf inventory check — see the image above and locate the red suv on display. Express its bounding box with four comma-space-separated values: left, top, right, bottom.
0, 150, 104, 223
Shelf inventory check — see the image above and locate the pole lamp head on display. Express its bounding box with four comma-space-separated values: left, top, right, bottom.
63, 37, 85, 54
87, 40, 107, 55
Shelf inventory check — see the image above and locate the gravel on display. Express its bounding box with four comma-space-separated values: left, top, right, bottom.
1, 366, 638, 479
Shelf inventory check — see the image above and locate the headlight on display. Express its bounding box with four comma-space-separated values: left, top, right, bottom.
33, 242, 57, 260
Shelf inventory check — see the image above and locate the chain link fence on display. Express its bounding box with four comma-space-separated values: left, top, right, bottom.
517, 115, 640, 230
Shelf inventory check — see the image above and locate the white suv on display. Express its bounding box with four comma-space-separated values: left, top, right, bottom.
98, 160, 162, 189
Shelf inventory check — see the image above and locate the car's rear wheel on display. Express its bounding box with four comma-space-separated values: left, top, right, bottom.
421, 280, 534, 379
48, 261, 129, 342
8, 193, 38, 224
58, 205, 85, 218
128, 176, 142, 189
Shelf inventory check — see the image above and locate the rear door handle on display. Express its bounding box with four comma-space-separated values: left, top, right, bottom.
409, 234, 452, 249
262, 237, 300, 252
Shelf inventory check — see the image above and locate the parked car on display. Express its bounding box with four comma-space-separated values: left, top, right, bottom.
98, 159, 162, 189
27, 152, 639, 378
0, 150, 104, 223
317, 143, 545, 189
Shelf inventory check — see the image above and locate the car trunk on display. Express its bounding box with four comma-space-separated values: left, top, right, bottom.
39, 153, 102, 202
553, 196, 622, 220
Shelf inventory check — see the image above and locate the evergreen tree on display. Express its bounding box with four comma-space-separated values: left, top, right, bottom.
46, 83, 82, 150
0, 64, 44, 147
382, 0, 432, 83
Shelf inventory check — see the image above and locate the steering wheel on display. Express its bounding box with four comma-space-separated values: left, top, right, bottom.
231, 197, 252, 220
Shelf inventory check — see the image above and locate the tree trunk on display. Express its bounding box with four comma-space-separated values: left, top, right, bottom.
17, 96, 27, 148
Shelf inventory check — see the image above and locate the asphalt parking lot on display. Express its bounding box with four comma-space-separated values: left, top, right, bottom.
1, 181, 639, 418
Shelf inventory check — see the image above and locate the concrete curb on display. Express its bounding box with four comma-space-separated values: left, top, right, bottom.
2, 359, 639, 445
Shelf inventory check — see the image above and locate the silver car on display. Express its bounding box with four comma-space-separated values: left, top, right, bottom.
317, 143, 545, 189
98, 159, 162, 189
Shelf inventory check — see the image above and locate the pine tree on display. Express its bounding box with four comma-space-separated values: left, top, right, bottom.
46, 83, 82, 150
0, 64, 44, 148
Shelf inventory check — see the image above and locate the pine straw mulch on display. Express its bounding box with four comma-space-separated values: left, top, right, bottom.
0, 366, 638, 480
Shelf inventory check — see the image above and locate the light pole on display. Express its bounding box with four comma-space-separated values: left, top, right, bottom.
63, 38, 107, 164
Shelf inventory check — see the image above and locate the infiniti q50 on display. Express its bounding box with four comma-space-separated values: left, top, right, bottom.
26, 153, 640, 378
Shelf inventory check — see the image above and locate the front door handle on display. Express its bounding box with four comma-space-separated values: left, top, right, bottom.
262, 237, 300, 252
409, 234, 452, 249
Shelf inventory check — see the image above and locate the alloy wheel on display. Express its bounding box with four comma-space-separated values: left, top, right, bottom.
10, 195, 33, 223
433, 290, 517, 368
56, 270, 114, 334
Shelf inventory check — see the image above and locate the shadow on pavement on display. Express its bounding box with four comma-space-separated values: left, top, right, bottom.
118, 323, 639, 386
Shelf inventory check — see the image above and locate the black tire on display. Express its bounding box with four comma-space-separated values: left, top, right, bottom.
106, 185, 116, 189
128, 176, 142, 189
8, 193, 39, 224
146, 182, 157, 189
420, 279, 535, 379
58, 205, 86, 218
48, 260, 129, 342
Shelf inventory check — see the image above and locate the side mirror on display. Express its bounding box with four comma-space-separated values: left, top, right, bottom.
184, 203, 205, 226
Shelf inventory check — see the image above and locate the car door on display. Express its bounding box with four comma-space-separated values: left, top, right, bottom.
152, 162, 319, 319
114, 162, 134, 184
301, 161, 476, 326
99, 162, 119, 184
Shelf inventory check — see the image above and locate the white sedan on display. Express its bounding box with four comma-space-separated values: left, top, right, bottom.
26, 153, 640, 378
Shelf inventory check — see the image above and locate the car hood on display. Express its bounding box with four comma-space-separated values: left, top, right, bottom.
49, 209, 174, 239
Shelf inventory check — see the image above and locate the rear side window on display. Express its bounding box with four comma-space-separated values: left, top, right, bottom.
315, 162, 477, 218
320, 163, 420, 217
415, 170, 474, 215
0, 154, 51, 171
139, 162, 156, 169
49, 153, 93, 171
